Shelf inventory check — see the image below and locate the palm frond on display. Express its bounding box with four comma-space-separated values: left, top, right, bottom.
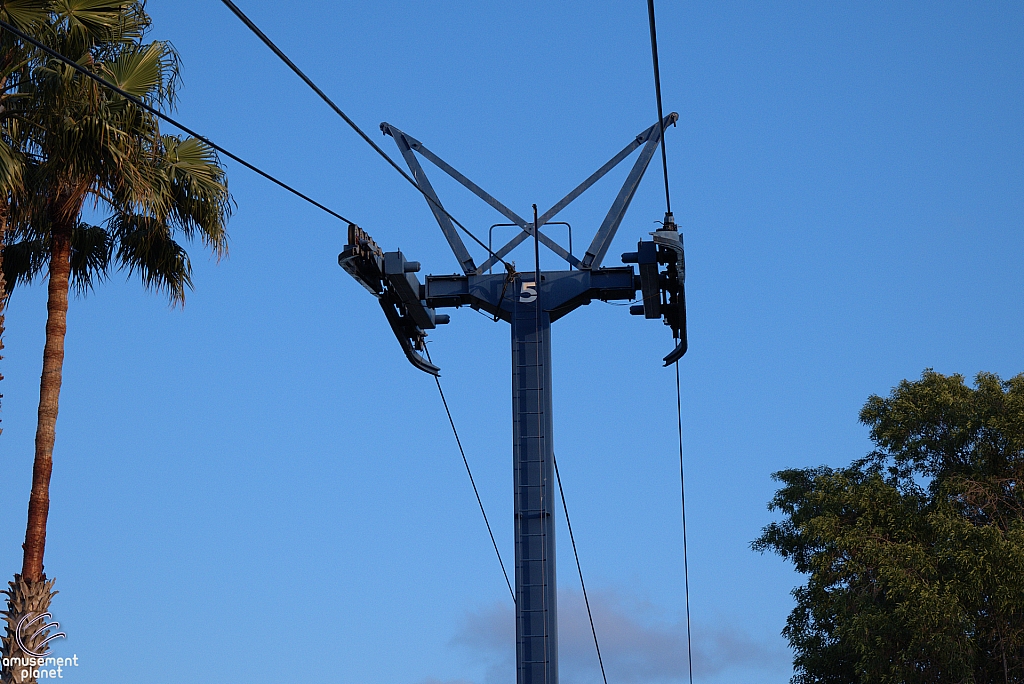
1, 223, 111, 296
0, 0, 51, 32
99, 40, 176, 104
5, 159, 50, 237
160, 135, 231, 256
52, 0, 147, 48
1, 234, 47, 292
0, 135, 24, 194
108, 212, 191, 305
68, 220, 111, 293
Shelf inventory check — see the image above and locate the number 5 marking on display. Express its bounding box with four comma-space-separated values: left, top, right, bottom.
520, 282, 537, 303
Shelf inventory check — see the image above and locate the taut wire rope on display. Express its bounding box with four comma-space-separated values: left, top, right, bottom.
647, 2, 694, 682
553, 452, 609, 684
0, 19, 353, 225
425, 348, 516, 604
219, 0, 514, 272
676, 361, 694, 684
647, 0, 672, 215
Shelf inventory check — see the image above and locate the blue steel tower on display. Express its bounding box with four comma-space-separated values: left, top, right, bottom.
339, 115, 686, 684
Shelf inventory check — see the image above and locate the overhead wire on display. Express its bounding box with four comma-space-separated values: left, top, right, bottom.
219, 0, 514, 272
425, 347, 516, 605
675, 362, 694, 684
553, 452, 608, 684
0, 15, 519, 607
4, 7, 676, 665
0, 19, 353, 225
647, 0, 672, 215
219, 0, 523, 607
647, 2, 694, 683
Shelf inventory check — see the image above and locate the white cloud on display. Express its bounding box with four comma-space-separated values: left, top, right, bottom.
449, 588, 790, 684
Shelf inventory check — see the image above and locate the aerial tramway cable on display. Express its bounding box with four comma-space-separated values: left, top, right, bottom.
0, 15, 522, 607
219, 0, 513, 272
425, 349, 516, 604
648, 0, 673, 216
218, 0, 523, 606
553, 452, 609, 684
0, 19, 354, 226
647, 2, 695, 683
675, 361, 694, 684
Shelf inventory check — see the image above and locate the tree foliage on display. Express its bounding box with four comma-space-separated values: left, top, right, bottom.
1, 0, 231, 304
754, 370, 1024, 684
0, 0, 52, 437
0, 3, 231, 676
0, 0, 233, 586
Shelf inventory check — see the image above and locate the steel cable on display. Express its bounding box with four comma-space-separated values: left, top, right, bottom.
647, 2, 694, 681
0, 19, 354, 225
425, 348, 516, 604
676, 361, 694, 684
647, 0, 672, 215
553, 452, 609, 684
219, 0, 513, 271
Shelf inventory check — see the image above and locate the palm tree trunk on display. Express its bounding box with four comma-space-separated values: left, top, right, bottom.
2, 223, 70, 684
21, 225, 71, 582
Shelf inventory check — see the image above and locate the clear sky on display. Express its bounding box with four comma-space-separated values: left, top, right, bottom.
1, 2, 1022, 683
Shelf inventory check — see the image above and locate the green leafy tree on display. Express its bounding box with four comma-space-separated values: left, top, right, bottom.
755, 370, 1024, 684
0, 2, 231, 678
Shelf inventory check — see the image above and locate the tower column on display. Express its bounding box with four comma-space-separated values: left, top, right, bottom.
511, 276, 558, 684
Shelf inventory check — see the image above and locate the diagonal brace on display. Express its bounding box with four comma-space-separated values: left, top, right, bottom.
476, 125, 654, 274
581, 112, 677, 269
478, 113, 677, 273
393, 127, 530, 228
381, 123, 477, 274
383, 123, 577, 272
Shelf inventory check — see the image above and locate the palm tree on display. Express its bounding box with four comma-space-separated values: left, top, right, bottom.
0, 2, 231, 675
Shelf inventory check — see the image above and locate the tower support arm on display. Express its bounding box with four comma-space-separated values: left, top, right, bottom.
423, 268, 637, 323
475, 114, 678, 275
581, 112, 678, 270
535, 133, 647, 227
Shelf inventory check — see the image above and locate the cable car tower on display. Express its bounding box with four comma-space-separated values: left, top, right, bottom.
339, 114, 686, 684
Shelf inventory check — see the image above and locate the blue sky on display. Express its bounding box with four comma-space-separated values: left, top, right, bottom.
1, 2, 1022, 683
